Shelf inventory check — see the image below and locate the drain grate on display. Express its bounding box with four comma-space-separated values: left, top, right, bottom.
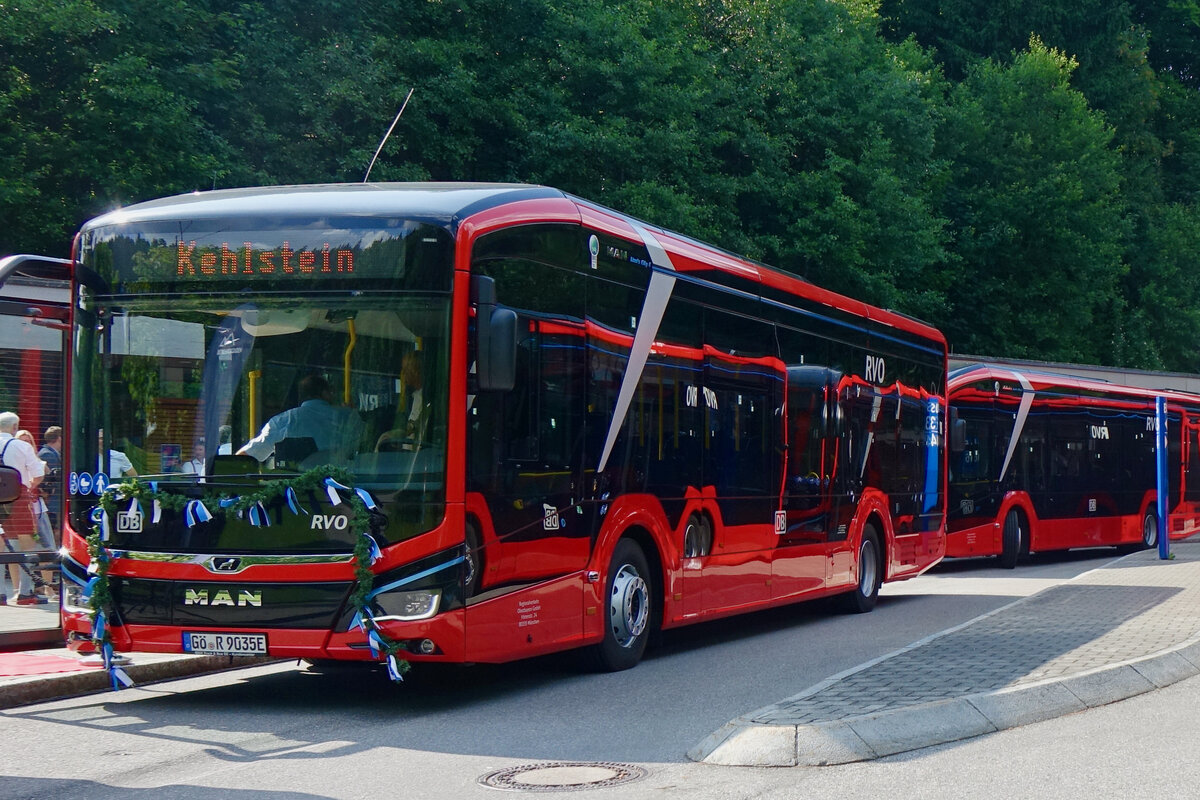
478, 762, 647, 793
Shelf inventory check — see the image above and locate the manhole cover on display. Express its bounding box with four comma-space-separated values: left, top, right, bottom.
479, 762, 647, 792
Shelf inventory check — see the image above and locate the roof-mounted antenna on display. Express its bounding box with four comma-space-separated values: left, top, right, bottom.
364, 87, 415, 183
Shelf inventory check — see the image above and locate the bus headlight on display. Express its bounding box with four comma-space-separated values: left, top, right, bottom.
374, 589, 441, 621
62, 583, 91, 614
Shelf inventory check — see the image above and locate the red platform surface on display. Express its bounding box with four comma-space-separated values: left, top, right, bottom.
0, 652, 99, 677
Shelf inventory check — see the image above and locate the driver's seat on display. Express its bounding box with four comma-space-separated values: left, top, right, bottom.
275, 437, 318, 466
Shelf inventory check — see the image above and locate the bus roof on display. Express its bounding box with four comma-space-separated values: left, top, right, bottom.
82, 182, 945, 347
950, 362, 1200, 407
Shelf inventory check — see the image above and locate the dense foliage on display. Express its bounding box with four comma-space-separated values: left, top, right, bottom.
2, 0, 1199, 370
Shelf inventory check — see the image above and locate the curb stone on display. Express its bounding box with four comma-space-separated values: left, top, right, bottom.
0, 654, 278, 710
690, 638, 1200, 767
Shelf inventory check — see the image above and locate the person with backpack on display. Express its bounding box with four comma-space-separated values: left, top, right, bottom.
0, 412, 48, 605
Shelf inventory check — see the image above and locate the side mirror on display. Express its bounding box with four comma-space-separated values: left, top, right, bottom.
470, 275, 517, 392
0, 465, 22, 504
950, 410, 966, 453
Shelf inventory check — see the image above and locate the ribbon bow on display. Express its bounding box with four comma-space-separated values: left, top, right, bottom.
184, 499, 213, 528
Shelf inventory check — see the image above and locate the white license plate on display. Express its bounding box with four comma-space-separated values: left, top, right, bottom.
183, 631, 268, 656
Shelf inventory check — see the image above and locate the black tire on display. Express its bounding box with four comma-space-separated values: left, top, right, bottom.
1139, 509, 1158, 550
464, 521, 482, 598
998, 509, 1023, 569
1117, 509, 1158, 555
683, 514, 702, 558
842, 524, 882, 614
698, 515, 713, 556
590, 539, 653, 671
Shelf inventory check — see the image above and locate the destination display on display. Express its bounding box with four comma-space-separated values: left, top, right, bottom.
80, 219, 454, 293
176, 241, 357, 278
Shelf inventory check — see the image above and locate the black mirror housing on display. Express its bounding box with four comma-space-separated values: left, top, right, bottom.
471, 275, 517, 392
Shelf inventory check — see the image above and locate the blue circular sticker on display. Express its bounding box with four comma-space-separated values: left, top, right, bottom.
94, 472, 110, 495
68, 472, 79, 495
77, 472, 93, 496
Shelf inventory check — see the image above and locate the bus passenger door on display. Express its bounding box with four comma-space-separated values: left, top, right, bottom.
468, 316, 589, 587
697, 344, 777, 611
773, 367, 834, 599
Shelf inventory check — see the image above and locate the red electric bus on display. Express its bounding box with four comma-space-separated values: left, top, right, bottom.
948, 364, 1200, 567
59, 183, 947, 672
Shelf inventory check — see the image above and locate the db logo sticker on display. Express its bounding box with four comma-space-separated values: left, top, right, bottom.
774, 510, 787, 535
117, 510, 143, 534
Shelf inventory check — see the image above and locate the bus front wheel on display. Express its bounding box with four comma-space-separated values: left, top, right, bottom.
590, 539, 652, 671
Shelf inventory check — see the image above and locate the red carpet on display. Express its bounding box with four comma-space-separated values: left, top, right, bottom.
0, 653, 101, 677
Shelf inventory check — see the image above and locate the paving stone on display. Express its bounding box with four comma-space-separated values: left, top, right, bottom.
694, 542, 1200, 765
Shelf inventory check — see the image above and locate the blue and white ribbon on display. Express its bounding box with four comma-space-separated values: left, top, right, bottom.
148, 481, 162, 523
248, 501, 271, 527
285, 486, 307, 516
219, 497, 239, 510
367, 628, 387, 658
324, 477, 350, 506
355, 488, 377, 510
126, 497, 141, 518
362, 533, 383, 565
386, 653, 405, 682
101, 641, 134, 690
89, 505, 111, 541
184, 499, 212, 528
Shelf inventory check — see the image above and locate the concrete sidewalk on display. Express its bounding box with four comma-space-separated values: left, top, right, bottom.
691, 541, 1200, 766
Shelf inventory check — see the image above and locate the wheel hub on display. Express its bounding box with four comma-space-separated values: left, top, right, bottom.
609, 565, 648, 647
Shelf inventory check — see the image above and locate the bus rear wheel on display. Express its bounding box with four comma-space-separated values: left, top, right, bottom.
1118, 509, 1158, 555
1140, 509, 1158, 550
998, 509, 1024, 569
590, 539, 652, 671
842, 524, 881, 614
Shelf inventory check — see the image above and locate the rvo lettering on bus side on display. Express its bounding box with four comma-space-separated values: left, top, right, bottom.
310, 514, 349, 530
1090, 424, 1110, 440
865, 355, 887, 384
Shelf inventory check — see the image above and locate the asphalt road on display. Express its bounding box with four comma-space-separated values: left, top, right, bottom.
0, 549, 1138, 799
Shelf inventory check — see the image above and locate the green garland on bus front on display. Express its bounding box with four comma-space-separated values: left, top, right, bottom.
87, 466, 409, 682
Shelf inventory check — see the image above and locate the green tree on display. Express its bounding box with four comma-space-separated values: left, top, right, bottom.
1121, 203, 1200, 371
359, 0, 953, 320
938, 40, 1129, 362
0, 0, 234, 256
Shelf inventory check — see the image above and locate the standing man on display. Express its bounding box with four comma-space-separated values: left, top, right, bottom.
0, 412, 47, 605
180, 440, 205, 475
37, 426, 62, 533
98, 429, 137, 479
